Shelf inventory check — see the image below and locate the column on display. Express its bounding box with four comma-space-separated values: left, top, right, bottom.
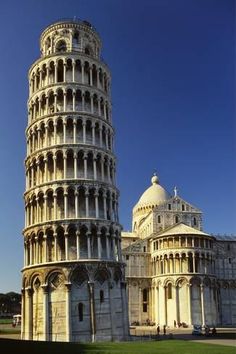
53, 121, 57, 145
82, 93, 85, 111
95, 191, 99, 218
92, 123, 95, 144
65, 232, 68, 260
44, 195, 48, 221
81, 63, 85, 84
90, 95, 94, 113
76, 230, 80, 259
75, 191, 78, 218
138, 286, 142, 324
53, 193, 57, 220
87, 232, 91, 258
64, 192, 68, 219
74, 153, 78, 179
63, 121, 66, 143
44, 158, 48, 182
101, 157, 104, 181
65, 283, 71, 341
42, 285, 49, 341
82, 121, 86, 143
63, 92, 66, 112
89, 66, 93, 86
53, 156, 56, 180
187, 283, 192, 326
99, 127, 102, 147
88, 281, 95, 342
54, 94, 57, 113
63, 63, 66, 82
84, 155, 88, 179
106, 233, 110, 259
21, 289, 25, 339
85, 190, 89, 217
53, 232, 57, 261
63, 154, 67, 179
93, 157, 97, 179
72, 61, 75, 82
55, 62, 58, 83
25, 288, 33, 339
200, 284, 205, 326
193, 253, 196, 273
97, 232, 101, 258
112, 234, 117, 259
43, 234, 47, 262
73, 120, 76, 143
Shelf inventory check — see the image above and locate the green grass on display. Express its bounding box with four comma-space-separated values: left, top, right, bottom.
0, 339, 235, 354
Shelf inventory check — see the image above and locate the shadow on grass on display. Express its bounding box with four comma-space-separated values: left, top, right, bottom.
0, 338, 90, 354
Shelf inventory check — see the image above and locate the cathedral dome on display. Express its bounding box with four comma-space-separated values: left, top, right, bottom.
136, 174, 171, 208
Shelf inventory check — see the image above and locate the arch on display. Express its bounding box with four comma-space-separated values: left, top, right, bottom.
56, 40, 67, 53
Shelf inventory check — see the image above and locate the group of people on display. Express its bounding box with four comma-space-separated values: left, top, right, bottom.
156, 325, 166, 335
204, 326, 217, 336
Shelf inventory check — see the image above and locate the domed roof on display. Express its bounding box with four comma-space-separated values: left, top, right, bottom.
135, 174, 171, 208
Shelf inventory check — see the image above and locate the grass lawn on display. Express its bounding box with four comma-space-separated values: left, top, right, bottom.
0, 338, 235, 354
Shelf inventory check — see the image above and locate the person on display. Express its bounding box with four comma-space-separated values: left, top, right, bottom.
174, 320, 176, 328
212, 327, 217, 336
163, 325, 166, 335
204, 325, 210, 336
157, 325, 160, 336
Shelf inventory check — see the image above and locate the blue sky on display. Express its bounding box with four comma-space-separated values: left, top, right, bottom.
0, 0, 235, 293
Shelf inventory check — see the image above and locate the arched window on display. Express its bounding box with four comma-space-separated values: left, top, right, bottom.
85, 47, 91, 55
78, 303, 83, 321
157, 215, 161, 223
56, 40, 67, 53
193, 217, 197, 226
175, 215, 179, 223
100, 290, 104, 303
167, 283, 172, 299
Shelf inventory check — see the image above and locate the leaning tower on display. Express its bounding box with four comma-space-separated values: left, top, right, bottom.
22, 19, 129, 342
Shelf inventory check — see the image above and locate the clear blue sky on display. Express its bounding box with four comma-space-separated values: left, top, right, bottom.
0, 0, 235, 293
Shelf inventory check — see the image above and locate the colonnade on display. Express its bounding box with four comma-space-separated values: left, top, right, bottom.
30, 57, 110, 96
24, 225, 122, 266
25, 186, 119, 227
153, 236, 213, 250
151, 252, 215, 275
26, 116, 113, 156
29, 88, 111, 123
25, 150, 115, 189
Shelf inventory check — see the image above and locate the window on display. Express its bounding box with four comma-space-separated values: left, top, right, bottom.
229, 258, 231, 264
78, 303, 83, 321
175, 216, 179, 223
158, 215, 161, 223
167, 283, 172, 299
193, 217, 197, 226
227, 244, 230, 251
126, 255, 129, 260
143, 246, 146, 252
143, 289, 148, 302
168, 204, 171, 210
100, 290, 104, 303
142, 289, 148, 312
182, 204, 185, 211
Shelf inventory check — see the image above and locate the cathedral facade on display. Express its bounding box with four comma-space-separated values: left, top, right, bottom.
21, 19, 129, 342
122, 174, 236, 328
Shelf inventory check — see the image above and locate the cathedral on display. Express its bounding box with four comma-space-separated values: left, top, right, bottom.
121, 174, 236, 328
